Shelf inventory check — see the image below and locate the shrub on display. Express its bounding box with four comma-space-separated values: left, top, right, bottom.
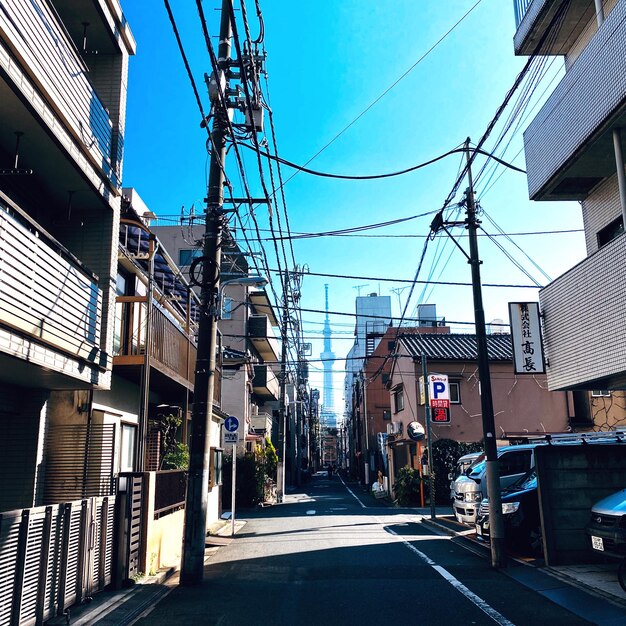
428, 439, 482, 504
393, 466, 422, 506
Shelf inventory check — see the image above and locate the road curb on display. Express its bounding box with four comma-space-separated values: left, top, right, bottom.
420, 516, 626, 611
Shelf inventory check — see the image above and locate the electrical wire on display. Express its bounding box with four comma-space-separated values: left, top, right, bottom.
241, 144, 526, 180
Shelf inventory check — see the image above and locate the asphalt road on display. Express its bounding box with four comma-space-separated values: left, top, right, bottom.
135, 473, 594, 626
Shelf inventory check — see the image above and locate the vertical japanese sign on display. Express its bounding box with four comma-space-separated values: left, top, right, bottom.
508, 302, 545, 374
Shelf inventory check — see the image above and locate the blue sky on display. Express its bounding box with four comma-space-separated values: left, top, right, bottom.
121, 0, 586, 412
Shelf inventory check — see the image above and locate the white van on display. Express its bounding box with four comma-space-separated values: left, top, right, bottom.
452, 444, 537, 525
448, 452, 483, 502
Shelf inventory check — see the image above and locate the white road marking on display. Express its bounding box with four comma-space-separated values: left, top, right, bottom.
384, 525, 516, 626
306, 510, 316, 515
339, 475, 367, 508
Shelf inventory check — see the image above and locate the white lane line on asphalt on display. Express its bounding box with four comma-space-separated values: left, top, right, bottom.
384, 525, 516, 626
339, 475, 367, 508
306, 510, 316, 515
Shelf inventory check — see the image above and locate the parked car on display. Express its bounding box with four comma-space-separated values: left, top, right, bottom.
586, 488, 626, 559
449, 452, 483, 502
475, 468, 542, 556
452, 444, 536, 525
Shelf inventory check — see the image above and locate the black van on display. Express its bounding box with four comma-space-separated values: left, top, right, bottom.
475, 468, 542, 556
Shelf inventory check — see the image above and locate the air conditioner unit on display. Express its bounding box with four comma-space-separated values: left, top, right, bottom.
387, 421, 402, 435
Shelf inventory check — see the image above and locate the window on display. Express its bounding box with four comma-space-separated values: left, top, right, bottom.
392, 385, 404, 413
592, 390, 611, 397
387, 341, 396, 351
179, 248, 202, 266
449, 382, 461, 404
381, 373, 390, 385
221, 297, 233, 319
119, 424, 136, 472
498, 450, 532, 477
382, 409, 391, 421
597, 217, 623, 248
209, 447, 223, 488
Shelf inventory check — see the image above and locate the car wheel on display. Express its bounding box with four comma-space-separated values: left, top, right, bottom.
528, 525, 544, 557
618, 559, 626, 592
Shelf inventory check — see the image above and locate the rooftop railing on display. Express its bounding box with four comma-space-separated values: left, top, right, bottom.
514, 0, 534, 26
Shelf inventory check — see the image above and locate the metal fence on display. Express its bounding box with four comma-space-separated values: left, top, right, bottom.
0, 496, 115, 626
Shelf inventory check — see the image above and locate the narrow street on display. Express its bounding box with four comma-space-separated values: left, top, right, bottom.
131, 474, 598, 626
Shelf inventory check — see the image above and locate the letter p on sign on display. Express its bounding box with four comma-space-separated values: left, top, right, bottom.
428, 375, 449, 402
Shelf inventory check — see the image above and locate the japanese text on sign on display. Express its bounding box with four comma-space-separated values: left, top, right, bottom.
508, 302, 545, 375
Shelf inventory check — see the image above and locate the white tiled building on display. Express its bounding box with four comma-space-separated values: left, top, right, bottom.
514, 0, 626, 391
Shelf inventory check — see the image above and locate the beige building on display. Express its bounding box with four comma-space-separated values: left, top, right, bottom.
386, 332, 570, 491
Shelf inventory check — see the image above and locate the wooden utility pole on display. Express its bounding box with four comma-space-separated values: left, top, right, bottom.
180, 0, 231, 585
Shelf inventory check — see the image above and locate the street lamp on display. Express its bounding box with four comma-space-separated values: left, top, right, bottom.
218, 275, 268, 318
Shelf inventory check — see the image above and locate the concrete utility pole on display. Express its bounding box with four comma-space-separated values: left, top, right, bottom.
180, 1, 232, 585
276, 271, 289, 503
421, 354, 437, 521
463, 138, 506, 569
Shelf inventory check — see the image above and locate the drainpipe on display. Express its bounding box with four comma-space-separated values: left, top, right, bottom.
594, 0, 604, 27
613, 129, 626, 228
136, 235, 157, 471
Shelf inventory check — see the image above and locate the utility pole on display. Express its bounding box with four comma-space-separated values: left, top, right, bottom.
464, 138, 506, 569
421, 354, 436, 521
180, 1, 231, 585
276, 271, 289, 503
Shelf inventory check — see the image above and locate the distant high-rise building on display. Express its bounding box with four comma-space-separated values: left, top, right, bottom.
344, 293, 392, 415
320, 285, 337, 427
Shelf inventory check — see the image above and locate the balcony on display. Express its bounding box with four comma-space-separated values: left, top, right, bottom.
250, 412, 273, 437
248, 315, 280, 362
0, 0, 126, 193
114, 298, 197, 392
252, 364, 279, 400
522, 1, 626, 201
514, 0, 596, 55
0, 200, 105, 387
539, 232, 626, 390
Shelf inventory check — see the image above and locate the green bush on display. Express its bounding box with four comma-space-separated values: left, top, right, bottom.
222, 440, 278, 508
393, 466, 422, 506
162, 442, 189, 470
428, 439, 482, 504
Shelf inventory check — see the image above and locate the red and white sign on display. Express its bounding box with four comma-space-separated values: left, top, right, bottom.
428, 374, 450, 409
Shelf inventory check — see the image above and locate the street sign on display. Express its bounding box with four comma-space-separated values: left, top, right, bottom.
407, 421, 425, 441
431, 407, 451, 423
224, 415, 239, 433
428, 374, 449, 409
224, 432, 238, 444
508, 302, 545, 374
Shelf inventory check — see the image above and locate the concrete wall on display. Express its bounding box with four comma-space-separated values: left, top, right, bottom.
536, 444, 626, 565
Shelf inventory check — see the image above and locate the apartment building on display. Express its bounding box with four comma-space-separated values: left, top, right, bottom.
0, 1, 136, 622
513, 0, 626, 404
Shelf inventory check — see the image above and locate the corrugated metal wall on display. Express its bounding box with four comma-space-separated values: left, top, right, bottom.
0, 497, 116, 626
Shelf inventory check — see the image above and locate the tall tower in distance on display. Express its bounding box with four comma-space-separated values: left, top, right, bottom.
320, 284, 336, 426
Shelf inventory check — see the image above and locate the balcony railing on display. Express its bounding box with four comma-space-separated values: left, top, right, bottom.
539, 233, 626, 390
514, 0, 533, 26
252, 364, 279, 400
0, 201, 103, 371
248, 314, 280, 362
114, 298, 197, 386
0, 0, 118, 184
523, 0, 626, 200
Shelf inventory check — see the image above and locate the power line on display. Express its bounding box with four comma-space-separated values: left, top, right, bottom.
264, 268, 543, 289
242, 144, 526, 180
